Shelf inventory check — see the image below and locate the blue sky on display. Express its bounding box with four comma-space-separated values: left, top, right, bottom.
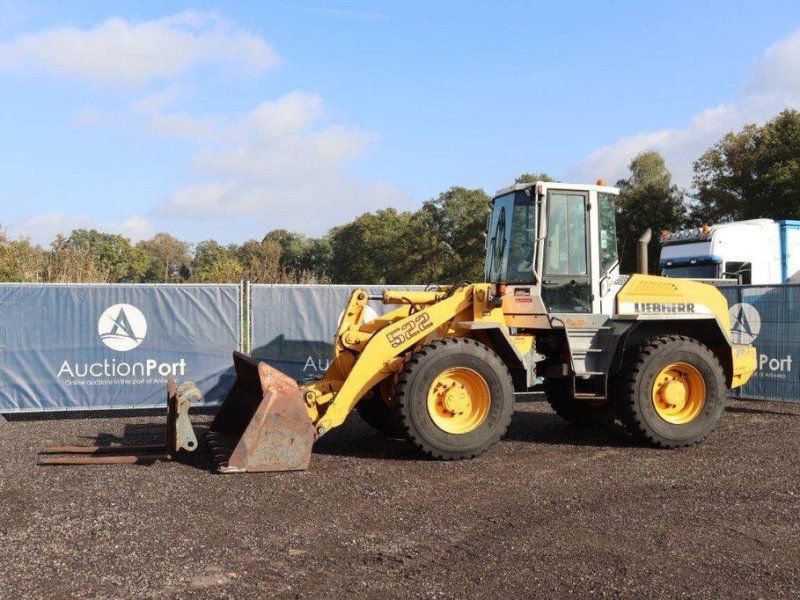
1, 1, 800, 245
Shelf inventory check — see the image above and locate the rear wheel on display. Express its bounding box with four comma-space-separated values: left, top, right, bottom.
614, 335, 725, 448
544, 378, 615, 426
394, 338, 515, 460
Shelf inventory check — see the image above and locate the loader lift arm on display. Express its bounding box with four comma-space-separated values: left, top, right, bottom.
303, 285, 479, 434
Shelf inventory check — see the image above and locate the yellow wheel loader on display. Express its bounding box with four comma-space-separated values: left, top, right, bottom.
208, 180, 757, 473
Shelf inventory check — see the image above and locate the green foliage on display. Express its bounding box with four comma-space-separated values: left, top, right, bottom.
515, 172, 557, 184
616, 151, 688, 273
329, 208, 413, 284
237, 238, 283, 283
136, 233, 191, 282
260, 229, 331, 283
300, 238, 333, 282
693, 109, 800, 222
190, 240, 243, 283
0, 229, 45, 282
262, 229, 306, 278
49, 229, 146, 282
400, 186, 492, 283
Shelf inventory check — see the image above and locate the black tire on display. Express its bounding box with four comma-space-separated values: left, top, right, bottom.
394, 338, 515, 460
356, 387, 399, 436
544, 378, 615, 426
614, 335, 726, 448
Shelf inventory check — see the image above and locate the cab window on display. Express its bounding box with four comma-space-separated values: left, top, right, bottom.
485, 192, 536, 284
544, 192, 587, 276
598, 193, 619, 274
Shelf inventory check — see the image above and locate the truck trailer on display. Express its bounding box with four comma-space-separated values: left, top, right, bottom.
660, 219, 800, 284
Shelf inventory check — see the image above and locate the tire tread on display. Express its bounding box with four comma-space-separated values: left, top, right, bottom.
614, 334, 724, 448
393, 337, 514, 460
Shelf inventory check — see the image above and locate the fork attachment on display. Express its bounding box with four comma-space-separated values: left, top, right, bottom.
36, 378, 200, 466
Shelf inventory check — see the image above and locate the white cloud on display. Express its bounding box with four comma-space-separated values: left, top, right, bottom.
237, 92, 327, 139
152, 91, 406, 235
8, 214, 153, 246
0, 11, 278, 86
1, 10, 406, 243
130, 84, 191, 114
748, 29, 800, 95
146, 112, 224, 140
569, 28, 800, 189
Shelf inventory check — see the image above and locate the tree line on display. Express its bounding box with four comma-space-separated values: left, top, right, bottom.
2, 109, 799, 284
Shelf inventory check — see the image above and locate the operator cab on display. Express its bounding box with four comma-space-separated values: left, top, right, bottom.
485, 180, 621, 317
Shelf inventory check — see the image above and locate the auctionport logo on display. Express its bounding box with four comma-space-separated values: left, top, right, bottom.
57, 302, 186, 383
728, 303, 761, 344
98, 304, 147, 351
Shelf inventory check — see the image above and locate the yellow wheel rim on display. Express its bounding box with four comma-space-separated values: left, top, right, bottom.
427, 367, 490, 434
651, 362, 706, 424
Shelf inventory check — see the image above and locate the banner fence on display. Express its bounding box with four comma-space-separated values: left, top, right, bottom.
0, 283, 241, 413
719, 284, 800, 403
1, 282, 797, 413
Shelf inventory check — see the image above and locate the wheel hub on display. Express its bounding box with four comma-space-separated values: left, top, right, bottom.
659, 378, 688, 409
441, 384, 470, 414
427, 368, 490, 434
652, 362, 706, 424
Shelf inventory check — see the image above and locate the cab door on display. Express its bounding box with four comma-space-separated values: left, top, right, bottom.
541, 190, 592, 313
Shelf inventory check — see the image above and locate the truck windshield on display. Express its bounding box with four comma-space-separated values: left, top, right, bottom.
661, 264, 720, 279
485, 192, 536, 284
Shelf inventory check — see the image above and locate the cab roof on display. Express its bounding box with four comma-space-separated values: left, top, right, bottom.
493, 181, 620, 200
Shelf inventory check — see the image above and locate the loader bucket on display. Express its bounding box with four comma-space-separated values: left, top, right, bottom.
207, 352, 315, 473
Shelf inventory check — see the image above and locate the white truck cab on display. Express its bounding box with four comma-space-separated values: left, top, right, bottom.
660, 219, 800, 284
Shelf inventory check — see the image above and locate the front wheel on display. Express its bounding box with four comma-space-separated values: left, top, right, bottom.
393, 338, 515, 460
614, 335, 726, 448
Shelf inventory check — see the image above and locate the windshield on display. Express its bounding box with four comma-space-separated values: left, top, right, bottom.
661, 263, 720, 279
485, 192, 536, 284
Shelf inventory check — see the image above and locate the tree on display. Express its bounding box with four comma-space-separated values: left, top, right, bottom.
237, 238, 283, 283
0, 228, 45, 282
45, 229, 146, 283
693, 109, 800, 222
400, 186, 492, 283
299, 238, 333, 282
329, 208, 412, 284
261, 229, 305, 279
190, 240, 243, 282
259, 230, 331, 282
136, 233, 191, 282
515, 172, 557, 184
616, 151, 687, 273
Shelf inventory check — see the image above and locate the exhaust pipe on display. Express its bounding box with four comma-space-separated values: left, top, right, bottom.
637, 228, 652, 275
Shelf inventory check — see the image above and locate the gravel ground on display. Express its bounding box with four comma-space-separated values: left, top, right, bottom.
1, 396, 799, 599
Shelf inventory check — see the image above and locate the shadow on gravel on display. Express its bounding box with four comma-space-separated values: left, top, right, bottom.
313, 418, 421, 462
726, 405, 800, 418
503, 410, 637, 449
312, 409, 640, 462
